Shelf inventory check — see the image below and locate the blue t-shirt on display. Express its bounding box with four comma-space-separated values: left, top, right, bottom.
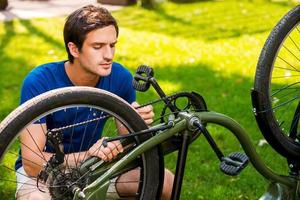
15, 61, 136, 170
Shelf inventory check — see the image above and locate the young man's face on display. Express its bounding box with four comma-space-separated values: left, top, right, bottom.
76, 25, 117, 77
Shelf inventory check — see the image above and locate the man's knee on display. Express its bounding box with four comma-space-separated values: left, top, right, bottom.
116, 168, 140, 197
116, 168, 174, 200
17, 186, 50, 200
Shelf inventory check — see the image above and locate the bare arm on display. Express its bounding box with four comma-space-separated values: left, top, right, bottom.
20, 124, 88, 177
21, 123, 126, 177
20, 123, 50, 177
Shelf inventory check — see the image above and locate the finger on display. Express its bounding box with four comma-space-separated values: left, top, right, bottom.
139, 112, 155, 121
106, 142, 119, 157
89, 148, 107, 161
102, 147, 113, 160
137, 105, 153, 113
144, 118, 154, 125
131, 101, 140, 109
112, 140, 124, 153
97, 150, 108, 161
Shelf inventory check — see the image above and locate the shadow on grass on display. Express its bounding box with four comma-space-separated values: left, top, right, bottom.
116, 1, 292, 40
18, 20, 64, 49
0, 21, 26, 119
0, 19, 65, 120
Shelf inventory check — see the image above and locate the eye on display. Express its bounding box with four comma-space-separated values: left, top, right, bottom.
93, 45, 102, 50
110, 43, 116, 48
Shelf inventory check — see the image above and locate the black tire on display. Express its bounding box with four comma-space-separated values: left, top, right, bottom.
0, 87, 163, 199
253, 5, 300, 158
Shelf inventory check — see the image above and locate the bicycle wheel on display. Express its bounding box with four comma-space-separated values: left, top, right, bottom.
253, 5, 300, 158
0, 87, 163, 200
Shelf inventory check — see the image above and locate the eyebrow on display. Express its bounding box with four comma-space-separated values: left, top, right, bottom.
91, 41, 118, 45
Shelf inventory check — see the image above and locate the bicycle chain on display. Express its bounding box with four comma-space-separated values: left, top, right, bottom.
50, 115, 110, 132
48, 93, 179, 133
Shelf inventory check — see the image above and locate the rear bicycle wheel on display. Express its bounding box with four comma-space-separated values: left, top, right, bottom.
253, 5, 300, 158
0, 87, 163, 199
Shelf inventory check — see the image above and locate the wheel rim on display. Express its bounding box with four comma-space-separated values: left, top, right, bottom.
269, 22, 300, 145
0, 104, 146, 200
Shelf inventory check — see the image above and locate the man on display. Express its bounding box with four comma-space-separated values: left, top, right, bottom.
15, 4, 174, 200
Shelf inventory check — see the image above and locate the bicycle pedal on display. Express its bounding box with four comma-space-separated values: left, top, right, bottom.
220, 152, 249, 176
133, 65, 154, 92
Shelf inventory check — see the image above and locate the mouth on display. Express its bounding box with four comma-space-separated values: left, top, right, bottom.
100, 63, 112, 69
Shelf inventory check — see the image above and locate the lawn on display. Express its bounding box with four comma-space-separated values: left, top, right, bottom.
0, 0, 296, 199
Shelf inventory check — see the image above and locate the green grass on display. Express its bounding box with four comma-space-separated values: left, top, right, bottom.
0, 0, 296, 199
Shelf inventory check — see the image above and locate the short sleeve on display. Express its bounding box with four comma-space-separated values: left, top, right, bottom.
122, 73, 136, 104
20, 72, 48, 123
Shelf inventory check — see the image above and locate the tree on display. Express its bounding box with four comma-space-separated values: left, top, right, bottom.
0, 0, 8, 10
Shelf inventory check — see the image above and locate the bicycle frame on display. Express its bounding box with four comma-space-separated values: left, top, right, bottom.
73, 111, 299, 200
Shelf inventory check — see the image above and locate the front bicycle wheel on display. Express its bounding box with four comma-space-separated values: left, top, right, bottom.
253, 5, 300, 158
0, 87, 163, 200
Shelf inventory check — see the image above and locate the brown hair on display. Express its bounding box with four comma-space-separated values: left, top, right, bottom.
64, 5, 119, 63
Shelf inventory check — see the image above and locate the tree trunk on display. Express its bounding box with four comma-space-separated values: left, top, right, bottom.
0, 0, 8, 10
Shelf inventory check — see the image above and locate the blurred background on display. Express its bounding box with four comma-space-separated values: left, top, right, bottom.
0, 0, 298, 199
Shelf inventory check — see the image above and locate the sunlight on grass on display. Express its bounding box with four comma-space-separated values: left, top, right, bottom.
159, 80, 182, 93
0, 1, 297, 199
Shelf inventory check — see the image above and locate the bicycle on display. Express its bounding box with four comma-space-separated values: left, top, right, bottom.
0, 5, 300, 200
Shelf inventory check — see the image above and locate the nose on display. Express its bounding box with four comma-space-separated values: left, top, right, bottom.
103, 45, 114, 61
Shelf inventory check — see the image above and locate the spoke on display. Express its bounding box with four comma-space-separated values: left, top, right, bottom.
19, 141, 47, 162
39, 123, 46, 136
65, 107, 79, 171
1, 165, 34, 180
82, 111, 104, 163
274, 95, 294, 130
26, 128, 47, 163
282, 44, 300, 63
17, 187, 48, 191
17, 189, 45, 199
272, 74, 300, 79
0, 178, 46, 187
274, 65, 300, 73
288, 35, 300, 53
277, 55, 300, 73
272, 85, 299, 99
76, 111, 91, 168
272, 87, 299, 97
111, 118, 129, 136
8, 151, 43, 168
272, 94, 300, 111
272, 81, 300, 95
106, 117, 115, 136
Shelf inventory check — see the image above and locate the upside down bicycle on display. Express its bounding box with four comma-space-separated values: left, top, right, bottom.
0, 4, 300, 200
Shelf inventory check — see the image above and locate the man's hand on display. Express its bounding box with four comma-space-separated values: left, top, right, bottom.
88, 138, 123, 162
131, 102, 154, 125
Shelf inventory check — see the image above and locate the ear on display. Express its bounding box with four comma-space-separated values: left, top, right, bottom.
67, 42, 80, 58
